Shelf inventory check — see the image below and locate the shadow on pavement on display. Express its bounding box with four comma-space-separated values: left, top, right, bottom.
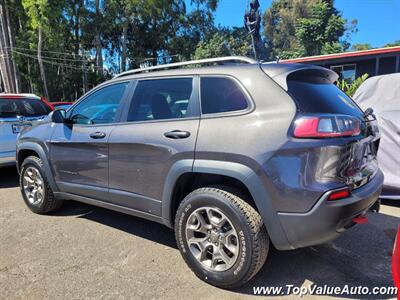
0, 166, 19, 188
53, 199, 398, 299
52, 200, 177, 249
3, 163, 396, 299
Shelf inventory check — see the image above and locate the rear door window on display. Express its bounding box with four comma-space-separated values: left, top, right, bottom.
287, 81, 364, 118
0, 98, 51, 118
200, 77, 249, 114
127, 78, 194, 122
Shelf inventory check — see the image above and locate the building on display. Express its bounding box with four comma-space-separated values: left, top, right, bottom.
282, 46, 400, 83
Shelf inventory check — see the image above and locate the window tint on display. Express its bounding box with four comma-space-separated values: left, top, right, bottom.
70, 82, 128, 124
200, 77, 248, 114
287, 80, 364, 118
127, 78, 193, 122
0, 98, 51, 118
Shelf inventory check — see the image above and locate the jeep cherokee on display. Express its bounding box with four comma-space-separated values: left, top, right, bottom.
16, 56, 383, 288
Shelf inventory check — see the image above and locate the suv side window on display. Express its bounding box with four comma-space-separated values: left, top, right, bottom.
70, 82, 128, 125
200, 77, 248, 114
127, 78, 193, 122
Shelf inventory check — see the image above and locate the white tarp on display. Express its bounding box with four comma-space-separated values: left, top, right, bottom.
353, 73, 400, 190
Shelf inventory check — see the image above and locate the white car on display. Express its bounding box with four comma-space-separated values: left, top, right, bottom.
0, 93, 53, 167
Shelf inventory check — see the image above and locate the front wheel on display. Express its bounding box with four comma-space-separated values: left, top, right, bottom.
20, 156, 63, 214
175, 187, 269, 289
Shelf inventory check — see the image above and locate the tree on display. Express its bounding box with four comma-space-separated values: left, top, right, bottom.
194, 28, 252, 59
352, 43, 371, 51
22, 0, 58, 99
263, 0, 357, 59
384, 40, 400, 47
295, 1, 348, 56
0, 0, 21, 92
263, 0, 315, 59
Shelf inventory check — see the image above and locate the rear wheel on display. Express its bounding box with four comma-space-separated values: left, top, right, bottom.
175, 187, 269, 289
20, 156, 63, 214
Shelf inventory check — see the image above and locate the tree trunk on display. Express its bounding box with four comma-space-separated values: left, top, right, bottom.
94, 0, 103, 76
4, 0, 20, 92
0, 2, 15, 92
27, 58, 33, 93
121, 22, 128, 72
37, 26, 49, 100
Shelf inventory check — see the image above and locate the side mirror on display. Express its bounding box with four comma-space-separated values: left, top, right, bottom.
51, 109, 66, 123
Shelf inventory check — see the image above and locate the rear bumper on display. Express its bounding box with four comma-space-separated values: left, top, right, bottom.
277, 169, 384, 249
0, 151, 16, 167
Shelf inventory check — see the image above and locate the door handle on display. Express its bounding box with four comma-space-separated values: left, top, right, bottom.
89, 131, 106, 139
164, 130, 191, 139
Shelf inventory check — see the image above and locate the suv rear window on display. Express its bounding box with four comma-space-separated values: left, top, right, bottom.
0, 98, 51, 118
200, 77, 248, 114
287, 81, 364, 118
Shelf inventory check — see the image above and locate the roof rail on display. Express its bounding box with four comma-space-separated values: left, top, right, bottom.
114, 56, 258, 78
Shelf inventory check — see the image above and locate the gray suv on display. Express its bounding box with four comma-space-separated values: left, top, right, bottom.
16, 57, 383, 288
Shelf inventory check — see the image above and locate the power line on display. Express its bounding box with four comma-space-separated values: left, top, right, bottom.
12, 49, 95, 63
13, 51, 103, 71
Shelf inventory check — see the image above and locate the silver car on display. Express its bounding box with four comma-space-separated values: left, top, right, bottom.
0, 94, 53, 167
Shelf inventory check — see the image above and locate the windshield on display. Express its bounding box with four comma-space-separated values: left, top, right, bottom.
0, 98, 52, 118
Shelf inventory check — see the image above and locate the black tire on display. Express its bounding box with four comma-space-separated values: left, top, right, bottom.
175, 187, 269, 289
20, 156, 63, 214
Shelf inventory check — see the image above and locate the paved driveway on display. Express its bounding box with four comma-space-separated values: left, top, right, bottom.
0, 166, 398, 299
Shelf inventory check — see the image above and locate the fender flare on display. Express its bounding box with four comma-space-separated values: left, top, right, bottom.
161, 159, 293, 250
17, 142, 59, 192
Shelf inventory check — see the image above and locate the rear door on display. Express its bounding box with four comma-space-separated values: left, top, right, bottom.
50, 82, 130, 200
108, 77, 200, 215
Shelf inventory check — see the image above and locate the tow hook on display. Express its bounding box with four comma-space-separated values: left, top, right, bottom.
353, 215, 368, 224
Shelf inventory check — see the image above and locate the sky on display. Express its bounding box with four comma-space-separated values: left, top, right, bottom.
207, 0, 400, 48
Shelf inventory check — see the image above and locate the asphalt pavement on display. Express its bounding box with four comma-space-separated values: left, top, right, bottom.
0, 166, 399, 299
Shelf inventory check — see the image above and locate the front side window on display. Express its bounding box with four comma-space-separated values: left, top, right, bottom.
70, 82, 128, 125
200, 77, 249, 114
127, 78, 193, 122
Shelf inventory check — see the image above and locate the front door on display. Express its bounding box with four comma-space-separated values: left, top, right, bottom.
50, 82, 130, 200
108, 77, 200, 215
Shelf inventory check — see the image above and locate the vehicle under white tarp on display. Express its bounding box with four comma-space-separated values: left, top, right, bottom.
353, 73, 400, 198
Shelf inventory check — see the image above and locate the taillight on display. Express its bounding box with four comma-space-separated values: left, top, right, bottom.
293, 114, 361, 138
328, 188, 350, 201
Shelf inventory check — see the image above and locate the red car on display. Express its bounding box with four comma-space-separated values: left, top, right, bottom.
49, 101, 74, 110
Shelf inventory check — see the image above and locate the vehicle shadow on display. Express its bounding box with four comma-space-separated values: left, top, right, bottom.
0, 166, 19, 188
53, 200, 398, 299
51, 201, 177, 249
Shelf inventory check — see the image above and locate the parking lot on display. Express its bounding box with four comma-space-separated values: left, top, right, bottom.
0, 166, 399, 299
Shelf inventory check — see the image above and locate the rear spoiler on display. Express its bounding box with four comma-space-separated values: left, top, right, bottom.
261, 63, 339, 91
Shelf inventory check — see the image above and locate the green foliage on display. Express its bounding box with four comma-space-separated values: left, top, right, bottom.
6, 0, 219, 100
384, 40, 400, 47
263, 0, 356, 59
295, 1, 346, 56
337, 73, 369, 97
351, 43, 372, 51
193, 28, 252, 59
